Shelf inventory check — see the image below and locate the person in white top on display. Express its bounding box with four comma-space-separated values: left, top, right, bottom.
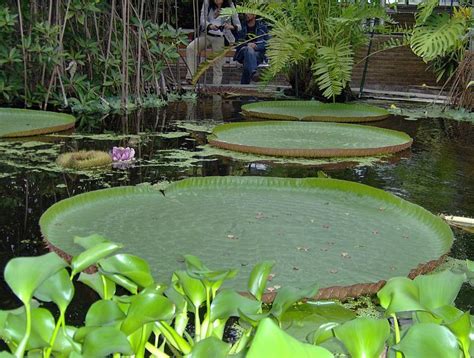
185, 0, 241, 85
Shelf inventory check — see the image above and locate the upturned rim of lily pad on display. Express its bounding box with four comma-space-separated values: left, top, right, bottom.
241, 101, 390, 122
40, 177, 452, 302
0, 108, 76, 138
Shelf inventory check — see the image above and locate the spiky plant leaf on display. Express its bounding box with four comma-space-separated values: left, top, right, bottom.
312, 42, 353, 100
191, 47, 233, 86
411, 14, 466, 62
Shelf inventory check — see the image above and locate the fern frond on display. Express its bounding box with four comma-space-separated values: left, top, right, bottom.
220, 6, 277, 24
191, 47, 233, 86
312, 42, 353, 101
411, 14, 467, 61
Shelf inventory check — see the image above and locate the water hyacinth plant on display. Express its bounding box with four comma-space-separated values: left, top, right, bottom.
0, 235, 472, 357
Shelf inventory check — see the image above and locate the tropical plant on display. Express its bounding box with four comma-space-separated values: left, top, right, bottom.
307, 264, 474, 358
0, 2, 188, 112
410, 0, 473, 82
0, 235, 329, 357
223, 0, 390, 101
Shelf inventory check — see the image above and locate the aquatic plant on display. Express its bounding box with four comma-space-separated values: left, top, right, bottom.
1, 236, 471, 357
40, 177, 453, 299
209, 121, 412, 157
56, 150, 112, 170
111, 146, 136, 162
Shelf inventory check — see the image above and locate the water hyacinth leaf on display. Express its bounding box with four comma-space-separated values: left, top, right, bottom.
247, 318, 334, 358
377, 277, 425, 315
82, 326, 133, 357
34, 268, 74, 313
282, 302, 356, 342
99, 254, 154, 288
392, 323, 461, 358
333, 318, 390, 358
104, 272, 138, 294
4, 253, 66, 304
414, 270, 466, 310
85, 300, 125, 327
238, 310, 269, 327
78, 272, 116, 299
307, 322, 339, 345
74, 234, 110, 250
210, 289, 261, 321
51, 326, 81, 356
0, 353, 14, 357
433, 308, 471, 356
271, 285, 319, 320
128, 323, 154, 355
174, 271, 207, 309
184, 255, 238, 292
71, 242, 122, 277
189, 337, 231, 358
3, 308, 55, 350
248, 261, 274, 301
121, 292, 175, 335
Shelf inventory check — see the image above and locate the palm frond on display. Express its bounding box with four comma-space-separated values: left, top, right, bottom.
191, 47, 233, 86
312, 42, 353, 101
411, 14, 467, 61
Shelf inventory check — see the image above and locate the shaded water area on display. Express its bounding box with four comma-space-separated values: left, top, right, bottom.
0, 96, 473, 324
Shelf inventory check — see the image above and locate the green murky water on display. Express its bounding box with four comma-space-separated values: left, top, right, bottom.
0, 97, 472, 319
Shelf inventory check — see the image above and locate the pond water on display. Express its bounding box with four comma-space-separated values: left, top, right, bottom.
0, 96, 473, 323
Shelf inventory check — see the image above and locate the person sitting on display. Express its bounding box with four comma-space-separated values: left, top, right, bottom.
234, 13, 269, 85
185, 0, 241, 85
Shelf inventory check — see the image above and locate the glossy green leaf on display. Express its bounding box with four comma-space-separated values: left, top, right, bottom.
174, 270, 206, 309
210, 289, 261, 321
121, 292, 175, 335
4, 253, 66, 304
433, 307, 471, 356
248, 261, 274, 301
271, 285, 319, 320
104, 272, 138, 294
281, 301, 355, 342
333, 318, 390, 358
247, 318, 333, 358
78, 272, 116, 299
307, 322, 339, 345
74, 234, 110, 250
82, 326, 133, 357
34, 268, 74, 314
414, 270, 465, 310
377, 277, 425, 315
189, 337, 231, 358
71, 241, 122, 277
85, 300, 125, 327
392, 323, 461, 358
51, 325, 81, 356
0, 353, 15, 357
3, 308, 55, 350
99, 254, 154, 288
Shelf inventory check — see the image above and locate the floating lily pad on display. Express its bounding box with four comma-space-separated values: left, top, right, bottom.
241, 101, 389, 122
209, 121, 412, 157
40, 177, 452, 300
0, 108, 75, 137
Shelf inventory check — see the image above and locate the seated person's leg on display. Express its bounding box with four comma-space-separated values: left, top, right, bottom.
241, 46, 258, 84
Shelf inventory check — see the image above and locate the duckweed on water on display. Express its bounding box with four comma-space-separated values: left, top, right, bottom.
388, 105, 474, 122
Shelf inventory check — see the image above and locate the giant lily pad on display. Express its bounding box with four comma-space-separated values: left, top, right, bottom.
209, 121, 412, 157
0, 108, 75, 137
241, 101, 389, 122
40, 177, 452, 300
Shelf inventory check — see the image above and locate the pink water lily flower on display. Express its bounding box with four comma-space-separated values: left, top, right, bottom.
111, 146, 135, 162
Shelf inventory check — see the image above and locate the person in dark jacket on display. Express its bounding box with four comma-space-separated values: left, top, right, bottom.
234, 13, 269, 84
